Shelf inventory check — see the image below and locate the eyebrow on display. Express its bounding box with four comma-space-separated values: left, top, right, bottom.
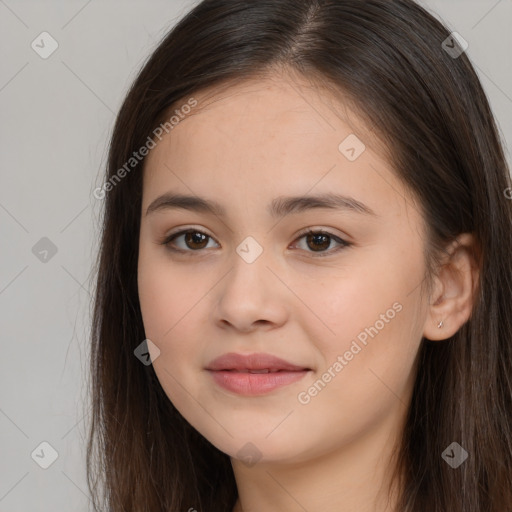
145, 192, 377, 218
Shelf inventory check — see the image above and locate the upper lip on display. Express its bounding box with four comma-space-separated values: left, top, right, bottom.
206, 352, 310, 371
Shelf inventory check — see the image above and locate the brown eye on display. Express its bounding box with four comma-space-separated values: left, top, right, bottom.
162, 229, 218, 252
292, 229, 351, 257
305, 232, 331, 252
182, 231, 209, 250
161, 228, 351, 257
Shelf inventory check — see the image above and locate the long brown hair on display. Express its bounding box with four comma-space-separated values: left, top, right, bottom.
87, 1, 512, 510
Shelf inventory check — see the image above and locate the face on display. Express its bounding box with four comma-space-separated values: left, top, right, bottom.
137, 73, 431, 466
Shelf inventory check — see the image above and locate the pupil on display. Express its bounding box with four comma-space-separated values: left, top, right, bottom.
308, 233, 329, 251
186, 231, 208, 249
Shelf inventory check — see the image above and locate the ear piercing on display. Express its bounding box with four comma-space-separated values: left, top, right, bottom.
437, 320, 444, 328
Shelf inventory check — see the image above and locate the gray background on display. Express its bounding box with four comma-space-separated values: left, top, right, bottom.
1, 1, 511, 510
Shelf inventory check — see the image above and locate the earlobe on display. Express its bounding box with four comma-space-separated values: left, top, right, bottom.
422, 233, 480, 341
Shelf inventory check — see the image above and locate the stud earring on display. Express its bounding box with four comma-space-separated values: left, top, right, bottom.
437, 320, 444, 328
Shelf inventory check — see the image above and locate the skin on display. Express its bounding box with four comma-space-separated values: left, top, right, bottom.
137, 70, 479, 512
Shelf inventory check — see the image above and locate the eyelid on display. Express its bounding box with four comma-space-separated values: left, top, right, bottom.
293, 226, 349, 242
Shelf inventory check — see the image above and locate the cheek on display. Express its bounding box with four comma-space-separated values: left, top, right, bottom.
293, 292, 420, 448
137, 259, 171, 342
138, 245, 199, 342
137, 257, 200, 405
302, 246, 425, 383
137, 250, 215, 393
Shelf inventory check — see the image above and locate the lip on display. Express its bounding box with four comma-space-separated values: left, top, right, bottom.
205, 352, 311, 396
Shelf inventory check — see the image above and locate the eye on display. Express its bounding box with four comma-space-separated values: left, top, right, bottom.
291, 228, 351, 256
160, 228, 220, 252
160, 228, 351, 257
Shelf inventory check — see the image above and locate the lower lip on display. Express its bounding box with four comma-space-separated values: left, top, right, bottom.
207, 370, 310, 395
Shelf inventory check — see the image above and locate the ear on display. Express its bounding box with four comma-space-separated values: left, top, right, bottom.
423, 233, 480, 341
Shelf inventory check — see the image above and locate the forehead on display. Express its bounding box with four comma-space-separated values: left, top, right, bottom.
141, 74, 416, 223
171, 74, 374, 150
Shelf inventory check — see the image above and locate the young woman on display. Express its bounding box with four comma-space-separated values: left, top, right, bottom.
87, 1, 512, 510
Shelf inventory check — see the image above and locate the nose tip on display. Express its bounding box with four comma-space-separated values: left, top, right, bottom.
214, 272, 288, 332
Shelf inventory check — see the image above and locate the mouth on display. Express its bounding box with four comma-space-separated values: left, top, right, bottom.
207, 368, 311, 395
218, 368, 307, 373
205, 352, 312, 395
205, 352, 311, 372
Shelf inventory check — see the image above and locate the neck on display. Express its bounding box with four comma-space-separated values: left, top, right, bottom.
230, 409, 405, 512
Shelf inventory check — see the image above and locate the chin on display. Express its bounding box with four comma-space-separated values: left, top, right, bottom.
201, 430, 309, 466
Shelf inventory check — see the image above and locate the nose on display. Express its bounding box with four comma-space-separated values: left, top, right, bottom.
212, 246, 289, 333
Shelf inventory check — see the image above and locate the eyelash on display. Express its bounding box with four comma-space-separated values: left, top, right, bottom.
159, 227, 351, 258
